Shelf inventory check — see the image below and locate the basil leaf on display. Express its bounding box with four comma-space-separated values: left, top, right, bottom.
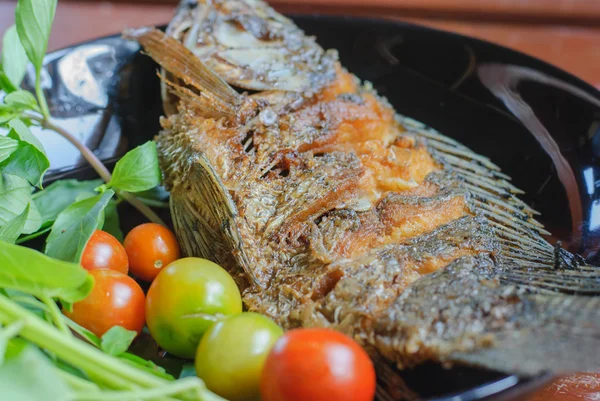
0, 71, 18, 94
0, 107, 18, 124
102, 200, 122, 242
8, 118, 45, 154
0, 136, 19, 163
0, 342, 73, 401
109, 141, 161, 192
45, 190, 114, 263
15, 0, 57, 72
65, 317, 101, 348
0, 174, 41, 234
100, 326, 137, 356
73, 191, 106, 230
1, 130, 50, 188
0, 240, 93, 303
0, 202, 29, 243
1, 26, 28, 90
4, 90, 40, 112
32, 178, 103, 228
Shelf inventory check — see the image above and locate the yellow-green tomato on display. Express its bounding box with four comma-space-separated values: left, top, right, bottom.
146, 257, 242, 358
195, 312, 283, 401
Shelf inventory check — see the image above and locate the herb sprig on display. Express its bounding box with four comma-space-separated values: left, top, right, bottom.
0, 0, 222, 399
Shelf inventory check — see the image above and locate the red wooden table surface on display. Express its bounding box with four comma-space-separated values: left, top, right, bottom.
0, 1, 598, 400
0, 1, 599, 87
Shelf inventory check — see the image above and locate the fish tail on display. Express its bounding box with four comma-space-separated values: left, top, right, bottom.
373, 255, 600, 377
454, 287, 600, 376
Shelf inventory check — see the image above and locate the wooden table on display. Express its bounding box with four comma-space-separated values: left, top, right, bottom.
0, 1, 598, 400
0, 0, 599, 87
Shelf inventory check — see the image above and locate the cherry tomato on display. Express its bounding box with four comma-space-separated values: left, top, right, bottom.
261, 328, 376, 401
195, 312, 283, 401
64, 269, 145, 337
146, 257, 242, 358
81, 230, 129, 275
123, 223, 180, 282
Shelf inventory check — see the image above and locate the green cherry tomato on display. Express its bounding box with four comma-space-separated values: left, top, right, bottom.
146, 257, 242, 358
195, 312, 283, 401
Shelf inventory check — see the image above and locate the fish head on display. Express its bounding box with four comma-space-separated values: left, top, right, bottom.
166, 0, 338, 94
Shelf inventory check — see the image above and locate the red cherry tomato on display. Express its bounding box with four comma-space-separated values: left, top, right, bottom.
63, 269, 145, 337
81, 230, 129, 275
261, 328, 376, 401
124, 223, 180, 281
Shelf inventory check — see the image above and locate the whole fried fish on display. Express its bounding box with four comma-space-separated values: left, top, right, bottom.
125, 0, 600, 393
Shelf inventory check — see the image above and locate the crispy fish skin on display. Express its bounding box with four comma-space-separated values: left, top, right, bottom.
125, 0, 600, 385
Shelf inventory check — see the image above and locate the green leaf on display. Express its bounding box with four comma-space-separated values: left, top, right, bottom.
100, 326, 137, 356
64, 317, 101, 348
45, 190, 114, 263
32, 178, 103, 228
0, 240, 93, 304
15, 0, 57, 72
109, 141, 161, 192
8, 118, 45, 154
0, 106, 18, 124
179, 363, 197, 379
135, 185, 170, 208
0, 202, 29, 243
0, 173, 41, 234
0, 135, 19, 163
0, 342, 73, 401
1, 128, 50, 188
0, 71, 18, 94
102, 200, 122, 242
4, 90, 40, 112
119, 353, 173, 380
1, 25, 28, 89
14, 226, 50, 244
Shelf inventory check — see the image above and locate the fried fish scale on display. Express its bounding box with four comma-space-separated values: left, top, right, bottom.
124, 0, 600, 392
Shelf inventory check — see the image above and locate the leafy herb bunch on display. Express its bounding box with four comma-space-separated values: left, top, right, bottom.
0, 0, 222, 400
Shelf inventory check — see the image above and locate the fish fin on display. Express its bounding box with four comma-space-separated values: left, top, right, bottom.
159, 72, 237, 120
124, 27, 242, 112
498, 260, 600, 295
452, 292, 600, 376
165, 143, 263, 289
398, 115, 558, 267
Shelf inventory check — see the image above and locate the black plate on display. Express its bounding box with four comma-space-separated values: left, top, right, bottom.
25, 14, 600, 401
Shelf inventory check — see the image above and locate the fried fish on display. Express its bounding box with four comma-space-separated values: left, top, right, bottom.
124, 0, 600, 395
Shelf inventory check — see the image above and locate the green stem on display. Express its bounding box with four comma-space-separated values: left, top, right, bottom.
119, 353, 175, 381
40, 294, 70, 336
73, 377, 224, 401
117, 191, 167, 226
0, 294, 160, 389
10, 295, 47, 311
0, 294, 213, 401
56, 368, 100, 392
24, 113, 166, 226
137, 198, 170, 209
1, 319, 25, 339
35, 70, 50, 120
16, 226, 51, 244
